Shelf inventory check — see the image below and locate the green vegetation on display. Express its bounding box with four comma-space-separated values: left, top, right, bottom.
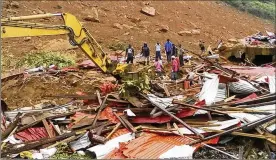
223, 0, 275, 20
17, 51, 76, 68
50, 143, 90, 159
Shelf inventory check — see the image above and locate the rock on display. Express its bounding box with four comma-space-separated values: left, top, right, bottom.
178, 29, 200, 36
24, 37, 31, 41
122, 24, 134, 30
37, 9, 45, 14
228, 38, 239, 44
10, 1, 19, 8
123, 32, 130, 36
141, 6, 155, 16
92, 7, 99, 19
6, 9, 17, 14
83, 16, 100, 22
222, 26, 226, 29
159, 25, 169, 32
143, 2, 150, 5
191, 29, 200, 35
128, 17, 141, 23
178, 31, 192, 36
190, 22, 199, 29
113, 23, 123, 29
53, 5, 62, 9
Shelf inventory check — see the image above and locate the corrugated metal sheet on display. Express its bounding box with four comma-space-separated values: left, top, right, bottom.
214, 83, 226, 102
15, 127, 49, 142
229, 79, 259, 94
104, 133, 219, 159
268, 76, 275, 94
108, 129, 130, 140
223, 66, 275, 76
131, 108, 195, 124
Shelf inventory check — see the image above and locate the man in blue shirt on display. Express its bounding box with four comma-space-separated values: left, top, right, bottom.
164, 39, 173, 62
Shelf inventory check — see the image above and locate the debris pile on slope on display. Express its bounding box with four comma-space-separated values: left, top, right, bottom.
1, 48, 276, 159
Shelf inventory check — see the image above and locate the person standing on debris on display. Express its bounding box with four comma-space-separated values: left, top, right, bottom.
199, 40, 205, 54
154, 58, 163, 77
178, 44, 184, 67
164, 39, 173, 62
125, 44, 135, 64
186, 70, 195, 86
155, 42, 162, 61
141, 43, 150, 65
172, 44, 178, 57
217, 39, 223, 50
171, 56, 178, 80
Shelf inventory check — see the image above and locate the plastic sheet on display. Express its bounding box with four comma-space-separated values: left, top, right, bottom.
87, 133, 135, 159
159, 145, 196, 159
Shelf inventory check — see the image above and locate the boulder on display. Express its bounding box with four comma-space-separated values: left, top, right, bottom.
191, 29, 200, 35
53, 5, 62, 9
128, 17, 141, 23
10, 1, 19, 8
113, 23, 123, 29
83, 16, 100, 23
159, 25, 169, 32
123, 32, 130, 36
122, 24, 134, 30
228, 39, 239, 44
141, 6, 155, 16
178, 31, 192, 36
24, 37, 32, 42
178, 29, 200, 36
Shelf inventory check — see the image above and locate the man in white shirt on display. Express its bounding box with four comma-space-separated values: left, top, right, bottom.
155, 42, 162, 61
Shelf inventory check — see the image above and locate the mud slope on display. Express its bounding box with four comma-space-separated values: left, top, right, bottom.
1, 1, 274, 59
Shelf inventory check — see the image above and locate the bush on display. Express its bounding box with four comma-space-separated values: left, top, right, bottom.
17, 51, 76, 68
223, 0, 275, 20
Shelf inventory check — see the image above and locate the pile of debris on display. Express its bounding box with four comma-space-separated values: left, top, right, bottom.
1, 51, 275, 159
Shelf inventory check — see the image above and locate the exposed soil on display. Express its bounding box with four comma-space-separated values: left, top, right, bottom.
1, 70, 114, 108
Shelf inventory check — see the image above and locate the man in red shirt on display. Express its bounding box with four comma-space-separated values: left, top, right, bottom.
171, 56, 178, 80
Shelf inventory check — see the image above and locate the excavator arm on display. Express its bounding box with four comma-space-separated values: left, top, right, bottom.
1, 13, 128, 76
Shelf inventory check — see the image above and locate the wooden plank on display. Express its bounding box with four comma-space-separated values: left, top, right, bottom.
2, 113, 22, 139
173, 123, 184, 137
106, 123, 121, 140
163, 83, 171, 97
42, 119, 54, 138
126, 96, 144, 108
96, 90, 102, 105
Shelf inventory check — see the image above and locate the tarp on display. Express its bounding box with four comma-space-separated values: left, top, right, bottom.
87, 133, 135, 159
198, 73, 219, 105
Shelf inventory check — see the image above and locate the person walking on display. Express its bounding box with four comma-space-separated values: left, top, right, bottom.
178, 44, 184, 67
171, 56, 178, 80
155, 42, 162, 61
172, 44, 178, 57
154, 58, 163, 77
164, 39, 173, 62
141, 43, 150, 65
199, 40, 205, 54
125, 44, 134, 64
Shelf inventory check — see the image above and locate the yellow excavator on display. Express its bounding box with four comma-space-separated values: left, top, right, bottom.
1, 13, 129, 80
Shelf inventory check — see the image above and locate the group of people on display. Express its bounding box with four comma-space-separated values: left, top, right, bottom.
125, 39, 187, 80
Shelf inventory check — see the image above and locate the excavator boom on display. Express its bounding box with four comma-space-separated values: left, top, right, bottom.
1, 13, 128, 75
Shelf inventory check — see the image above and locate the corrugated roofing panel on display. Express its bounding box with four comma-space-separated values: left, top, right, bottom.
104, 133, 219, 159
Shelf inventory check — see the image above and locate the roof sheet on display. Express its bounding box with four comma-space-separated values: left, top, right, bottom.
104, 133, 219, 159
